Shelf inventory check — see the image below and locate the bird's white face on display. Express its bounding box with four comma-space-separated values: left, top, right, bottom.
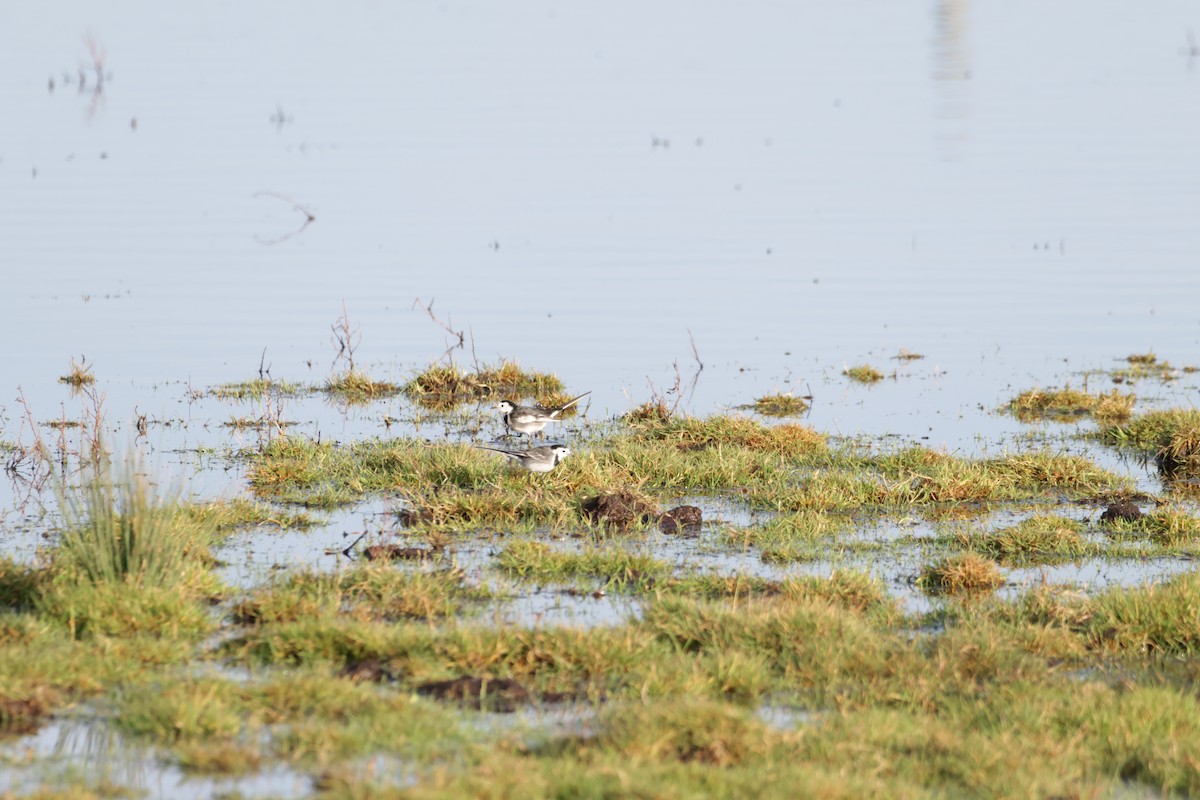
494, 400, 516, 413
551, 445, 571, 461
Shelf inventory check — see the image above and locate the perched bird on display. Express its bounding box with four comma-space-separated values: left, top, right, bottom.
478, 444, 571, 474
494, 391, 591, 444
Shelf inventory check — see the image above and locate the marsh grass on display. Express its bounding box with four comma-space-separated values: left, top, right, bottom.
918, 553, 1005, 595
182, 497, 321, 534
58, 357, 95, 387
496, 540, 669, 590
1106, 352, 1195, 383
246, 425, 1128, 524
234, 563, 492, 626
1007, 386, 1134, 423
958, 515, 1093, 564
53, 455, 213, 589
323, 368, 402, 403
1101, 409, 1200, 474
725, 512, 852, 563
209, 378, 309, 400
201, 557, 1200, 798
404, 360, 566, 410
1101, 505, 1200, 544
748, 393, 810, 417
843, 364, 885, 383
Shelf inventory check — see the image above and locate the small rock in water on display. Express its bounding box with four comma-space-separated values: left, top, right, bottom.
1100, 501, 1143, 524
659, 505, 703, 534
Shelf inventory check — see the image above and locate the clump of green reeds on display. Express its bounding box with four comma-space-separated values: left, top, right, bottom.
58, 357, 94, 387
750, 393, 810, 417
53, 454, 213, 588
918, 553, 1004, 595
1007, 386, 1134, 423
844, 364, 884, 383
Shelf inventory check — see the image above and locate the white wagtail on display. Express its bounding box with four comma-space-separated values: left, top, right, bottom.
477, 444, 571, 474
494, 391, 591, 444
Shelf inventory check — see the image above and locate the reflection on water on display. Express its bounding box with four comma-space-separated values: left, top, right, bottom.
931, 0, 971, 159
0, 716, 310, 798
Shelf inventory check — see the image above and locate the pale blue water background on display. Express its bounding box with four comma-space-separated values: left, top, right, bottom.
3, 0, 1198, 434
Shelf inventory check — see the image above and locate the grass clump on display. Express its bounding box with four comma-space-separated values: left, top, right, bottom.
629, 414, 827, 458
209, 378, 309, 400
1007, 386, 1134, 423
323, 368, 402, 403
182, 498, 320, 534
235, 563, 491, 626
1108, 352, 1195, 383
749, 393, 810, 417
1102, 505, 1200, 545
844, 364, 884, 383
960, 515, 1091, 564
726, 512, 850, 564
403, 359, 566, 410
497, 541, 669, 591
58, 357, 94, 387
918, 553, 1004, 596
1082, 572, 1200, 654
1101, 409, 1200, 473
877, 448, 1132, 506
52, 456, 213, 589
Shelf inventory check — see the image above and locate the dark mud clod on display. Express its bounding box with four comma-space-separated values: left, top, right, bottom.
1100, 501, 1143, 524
581, 490, 660, 528
659, 505, 703, 534
397, 508, 436, 527
416, 676, 530, 713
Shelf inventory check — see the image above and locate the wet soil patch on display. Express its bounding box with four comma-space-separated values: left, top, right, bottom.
1100, 501, 1144, 524
416, 676, 531, 713
581, 491, 659, 528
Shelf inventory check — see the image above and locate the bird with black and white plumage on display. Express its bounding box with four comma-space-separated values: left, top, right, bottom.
494, 391, 591, 445
477, 443, 571, 474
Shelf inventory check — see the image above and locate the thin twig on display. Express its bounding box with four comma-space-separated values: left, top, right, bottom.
412, 297, 465, 362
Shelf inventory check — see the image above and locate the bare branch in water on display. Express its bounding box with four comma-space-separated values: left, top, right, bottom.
413, 297, 466, 363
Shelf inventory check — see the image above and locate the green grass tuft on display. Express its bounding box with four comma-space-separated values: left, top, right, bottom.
844, 364, 885, 383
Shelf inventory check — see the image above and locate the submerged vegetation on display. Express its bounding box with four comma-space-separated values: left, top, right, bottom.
1101, 408, 1200, 475
1007, 385, 1134, 423
403, 359, 569, 410
843, 363, 884, 383
57, 356, 95, 387
749, 392, 810, 417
